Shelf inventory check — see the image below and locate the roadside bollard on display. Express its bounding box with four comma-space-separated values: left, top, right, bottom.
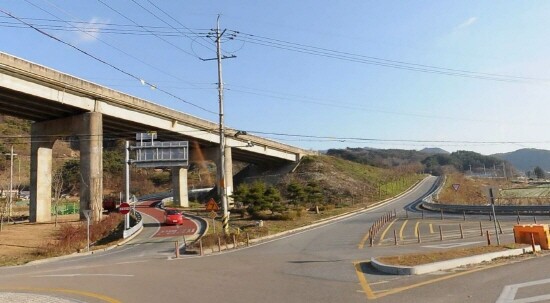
199, 238, 204, 256
394, 209, 397, 218
489, 213, 492, 221
459, 223, 464, 239
480, 222, 483, 236
217, 236, 222, 252
486, 230, 491, 246
530, 233, 536, 254
175, 241, 180, 258
463, 211, 466, 221
182, 235, 187, 254
534, 216, 537, 224
394, 229, 398, 246
439, 226, 443, 241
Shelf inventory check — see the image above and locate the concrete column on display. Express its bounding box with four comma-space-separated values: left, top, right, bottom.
29, 113, 103, 223
29, 131, 55, 222
171, 167, 189, 207
79, 112, 103, 222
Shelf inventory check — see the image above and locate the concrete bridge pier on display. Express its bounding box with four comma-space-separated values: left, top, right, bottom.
30, 112, 103, 223
171, 167, 189, 207
189, 146, 234, 207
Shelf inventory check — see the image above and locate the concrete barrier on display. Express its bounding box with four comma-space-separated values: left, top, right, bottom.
371, 245, 540, 275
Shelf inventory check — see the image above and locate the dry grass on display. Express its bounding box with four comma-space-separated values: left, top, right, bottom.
377, 245, 521, 266
0, 214, 123, 266
437, 174, 509, 205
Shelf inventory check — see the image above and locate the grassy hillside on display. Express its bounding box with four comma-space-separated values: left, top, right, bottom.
240, 155, 423, 207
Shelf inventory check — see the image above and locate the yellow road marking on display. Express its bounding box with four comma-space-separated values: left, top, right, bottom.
375, 262, 506, 299
353, 261, 507, 300
0, 287, 121, 303
358, 230, 371, 249
399, 220, 408, 241
429, 223, 434, 234
414, 221, 420, 237
353, 262, 376, 300
379, 219, 397, 243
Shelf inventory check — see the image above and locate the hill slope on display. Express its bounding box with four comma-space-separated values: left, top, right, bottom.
493, 148, 550, 172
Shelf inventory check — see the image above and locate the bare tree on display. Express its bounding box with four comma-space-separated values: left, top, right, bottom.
52, 168, 64, 227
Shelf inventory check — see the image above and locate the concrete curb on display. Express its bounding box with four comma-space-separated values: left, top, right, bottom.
371, 245, 541, 275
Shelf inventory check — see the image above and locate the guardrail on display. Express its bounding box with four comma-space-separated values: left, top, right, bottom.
422, 201, 550, 215
421, 176, 550, 215
123, 211, 143, 239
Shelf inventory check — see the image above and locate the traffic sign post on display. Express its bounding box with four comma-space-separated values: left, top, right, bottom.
209, 211, 218, 233
119, 202, 131, 230
488, 188, 500, 245
83, 210, 92, 252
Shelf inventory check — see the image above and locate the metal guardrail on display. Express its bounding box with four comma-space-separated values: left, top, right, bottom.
422, 201, 550, 215
123, 211, 143, 239
421, 176, 550, 215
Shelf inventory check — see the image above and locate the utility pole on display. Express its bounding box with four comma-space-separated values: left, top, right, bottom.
8, 145, 13, 221
202, 15, 235, 234
215, 16, 229, 234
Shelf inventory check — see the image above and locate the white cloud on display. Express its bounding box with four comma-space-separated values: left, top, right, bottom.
455, 17, 478, 30
76, 17, 107, 43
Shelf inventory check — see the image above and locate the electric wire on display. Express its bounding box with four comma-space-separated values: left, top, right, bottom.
30, 0, 205, 89
95, 0, 201, 60
232, 31, 549, 84
0, 8, 217, 115
140, 0, 217, 54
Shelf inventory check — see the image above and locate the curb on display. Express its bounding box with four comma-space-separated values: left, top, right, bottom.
370, 245, 541, 275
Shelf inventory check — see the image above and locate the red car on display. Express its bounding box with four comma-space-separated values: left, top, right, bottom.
164, 209, 184, 225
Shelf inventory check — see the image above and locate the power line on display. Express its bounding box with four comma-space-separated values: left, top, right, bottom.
231, 31, 550, 84
0, 8, 217, 115
95, 0, 201, 60
245, 130, 550, 145
27, 0, 205, 89
139, 0, 218, 55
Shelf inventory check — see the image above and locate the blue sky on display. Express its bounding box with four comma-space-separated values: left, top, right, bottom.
1, 1, 549, 155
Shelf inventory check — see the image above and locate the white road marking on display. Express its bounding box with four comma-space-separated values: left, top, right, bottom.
422, 241, 483, 249
496, 278, 550, 303
115, 260, 149, 265
31, 274, 134, 278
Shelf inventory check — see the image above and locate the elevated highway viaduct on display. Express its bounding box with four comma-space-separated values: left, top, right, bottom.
0, 52, 312, 223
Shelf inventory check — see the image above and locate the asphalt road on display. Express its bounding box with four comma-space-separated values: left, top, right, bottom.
1, 176, 549, 302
